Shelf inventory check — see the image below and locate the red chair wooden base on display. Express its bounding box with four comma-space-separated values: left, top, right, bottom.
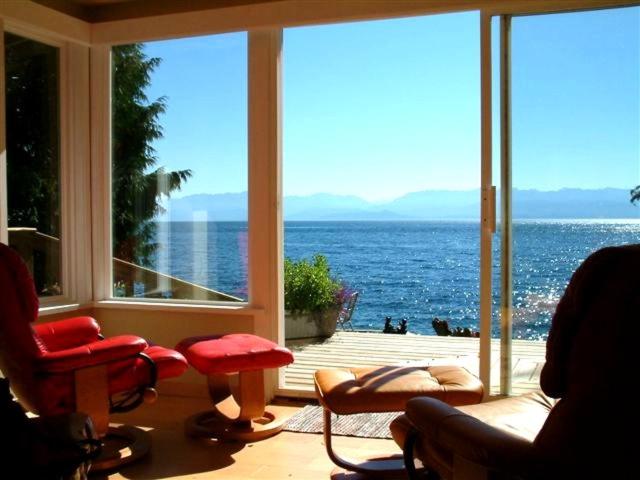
176, 334, 294, 442
91, 425, 151, 472
185, 370, 288, 442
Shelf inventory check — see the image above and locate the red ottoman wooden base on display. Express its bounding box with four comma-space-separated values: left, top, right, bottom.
176, 334, 294, 442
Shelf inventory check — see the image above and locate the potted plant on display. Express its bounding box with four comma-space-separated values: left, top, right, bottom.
284, 254, 344, 340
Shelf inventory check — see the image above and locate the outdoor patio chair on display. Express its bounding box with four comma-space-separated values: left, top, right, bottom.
337, 291, 358, 331
392, 244, 640, 479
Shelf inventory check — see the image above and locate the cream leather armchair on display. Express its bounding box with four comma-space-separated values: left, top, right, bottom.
391, 244, 640, 479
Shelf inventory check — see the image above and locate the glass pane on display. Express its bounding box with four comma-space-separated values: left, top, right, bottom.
111, 33, 248, 301
506, 7, 640, 394
5, 33, 61, 297
283, 14, 481, 389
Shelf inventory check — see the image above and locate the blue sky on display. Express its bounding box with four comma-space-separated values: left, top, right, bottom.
142, 6, 639, 202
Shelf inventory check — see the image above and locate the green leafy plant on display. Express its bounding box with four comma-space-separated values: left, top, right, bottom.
284, 254, 342, 314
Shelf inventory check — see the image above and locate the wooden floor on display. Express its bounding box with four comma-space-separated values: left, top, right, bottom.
101, 395, 396, 480
96, 333, 545, 479
284, 331, 546, 395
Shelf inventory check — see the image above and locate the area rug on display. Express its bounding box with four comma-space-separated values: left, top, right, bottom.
283, 405, 400, 439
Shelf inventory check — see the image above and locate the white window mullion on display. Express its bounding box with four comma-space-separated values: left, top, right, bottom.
90, 45, 113, 302
247, 29, 283, 398
479, 12, 495, 399
499, 14, 513, 397
64, 42, 92, 305
248, 28, 283, 334
59, 40, 72, 302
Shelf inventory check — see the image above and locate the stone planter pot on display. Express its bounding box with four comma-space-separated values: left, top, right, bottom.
285, 307, 340, 340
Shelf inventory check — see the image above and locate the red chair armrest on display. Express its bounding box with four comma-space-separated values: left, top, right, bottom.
33, 317, 101, 351
38, 335, 148, 373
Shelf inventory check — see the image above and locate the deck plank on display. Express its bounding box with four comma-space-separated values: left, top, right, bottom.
284, 331, 546, 395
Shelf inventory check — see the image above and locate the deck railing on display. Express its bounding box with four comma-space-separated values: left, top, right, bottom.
112, 257, 242, 301
8, 227, 242, 302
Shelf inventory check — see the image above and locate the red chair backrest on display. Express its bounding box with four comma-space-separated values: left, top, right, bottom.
0, 243, 47, 409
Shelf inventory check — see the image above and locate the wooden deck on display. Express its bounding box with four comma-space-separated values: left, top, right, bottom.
284, 331, 546, 396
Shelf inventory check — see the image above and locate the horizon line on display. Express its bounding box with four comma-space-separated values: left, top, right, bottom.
172, 185, 637, 201
155, 218, 640, 223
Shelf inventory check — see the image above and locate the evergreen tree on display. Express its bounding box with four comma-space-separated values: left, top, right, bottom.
112, 44, 191, 266
5, 33, 61, 294
5, 33, 60, 238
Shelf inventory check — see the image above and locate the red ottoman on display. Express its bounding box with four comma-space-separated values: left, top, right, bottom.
176, 334, 294, 441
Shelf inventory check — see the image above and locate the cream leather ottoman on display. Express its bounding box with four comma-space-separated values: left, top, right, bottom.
314, 365, 483, 478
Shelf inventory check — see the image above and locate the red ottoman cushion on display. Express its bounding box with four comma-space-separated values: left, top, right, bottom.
176, 334, 294, 375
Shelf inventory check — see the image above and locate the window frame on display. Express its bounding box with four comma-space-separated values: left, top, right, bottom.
0, 20, 93, 313
2, 25, 67, 306
105, 34, 252, 307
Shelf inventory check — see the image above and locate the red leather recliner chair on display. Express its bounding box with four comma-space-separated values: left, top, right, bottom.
0, 243, 189, 471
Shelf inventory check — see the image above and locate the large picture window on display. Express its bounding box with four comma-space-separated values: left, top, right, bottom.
111, 33, 248, 302
282, 14, 481, 387
5, 32, 62, 297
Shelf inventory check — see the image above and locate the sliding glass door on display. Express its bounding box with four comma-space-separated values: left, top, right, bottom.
495, 6, 640, 395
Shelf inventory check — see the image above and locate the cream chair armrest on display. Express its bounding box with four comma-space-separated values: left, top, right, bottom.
405, 397, 538, 474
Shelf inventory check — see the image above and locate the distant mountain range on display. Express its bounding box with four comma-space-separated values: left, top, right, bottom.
159, 188, 639, 221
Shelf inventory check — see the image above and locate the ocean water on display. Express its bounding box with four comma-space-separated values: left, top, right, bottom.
152, 220, 640, 340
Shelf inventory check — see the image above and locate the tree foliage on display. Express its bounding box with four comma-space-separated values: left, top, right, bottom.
5, 33, 60, 237
4, 33, 62, 295
112, 44, 191, 266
